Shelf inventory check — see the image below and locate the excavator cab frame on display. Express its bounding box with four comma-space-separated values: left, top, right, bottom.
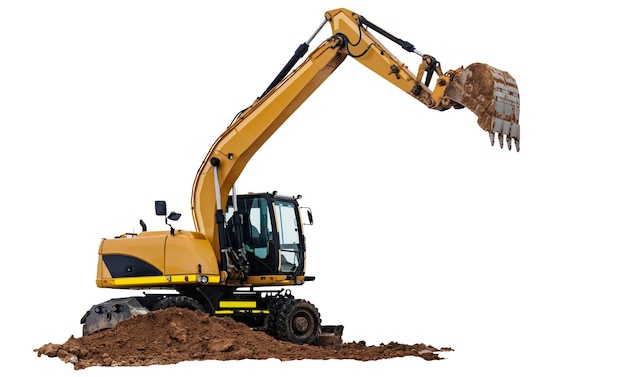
223, 192, 308, 279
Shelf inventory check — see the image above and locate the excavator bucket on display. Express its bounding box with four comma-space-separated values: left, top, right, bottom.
444, 63, 521, 151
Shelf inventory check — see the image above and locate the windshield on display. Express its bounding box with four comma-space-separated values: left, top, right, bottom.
274, 199, 302, 273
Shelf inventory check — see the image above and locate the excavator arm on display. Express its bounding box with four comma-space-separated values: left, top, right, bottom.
192, 8, 521, 261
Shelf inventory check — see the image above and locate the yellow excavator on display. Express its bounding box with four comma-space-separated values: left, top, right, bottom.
81, 8, 521, 347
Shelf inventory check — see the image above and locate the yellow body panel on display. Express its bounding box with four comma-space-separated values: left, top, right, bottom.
98, 274, 221, 288
164, 230, 219, 275
96, 230, 220, 288
219, 301, 256, 309
244, 275, 303, 286
97, 231, 168, 278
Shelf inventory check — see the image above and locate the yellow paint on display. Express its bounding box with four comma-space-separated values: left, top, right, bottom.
220, 301, 256, 309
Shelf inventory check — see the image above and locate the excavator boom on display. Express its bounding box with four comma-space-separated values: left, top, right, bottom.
192, 8, 521, 249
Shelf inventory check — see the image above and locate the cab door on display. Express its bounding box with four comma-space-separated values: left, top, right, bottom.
226, 194, 275, 275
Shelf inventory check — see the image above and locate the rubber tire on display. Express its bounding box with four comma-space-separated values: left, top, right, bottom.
153, 296, 204, 312
269, 297, 321, 345
266, 297, 287, 338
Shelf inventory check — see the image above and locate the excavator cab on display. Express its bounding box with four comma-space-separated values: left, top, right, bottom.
224, 192, 309, 277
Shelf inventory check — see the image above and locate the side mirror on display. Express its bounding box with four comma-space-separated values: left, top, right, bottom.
155, 200, 181, 234
168, 212, 181, 221
300, 207, 314, 225
155, 201, 167, 216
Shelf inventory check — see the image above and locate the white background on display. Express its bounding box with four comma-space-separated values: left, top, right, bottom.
1, 1, 624, 376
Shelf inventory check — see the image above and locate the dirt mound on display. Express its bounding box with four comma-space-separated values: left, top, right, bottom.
34, 308, 452, 369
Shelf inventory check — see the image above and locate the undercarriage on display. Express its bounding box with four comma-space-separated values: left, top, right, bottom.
81, 287, 343, 348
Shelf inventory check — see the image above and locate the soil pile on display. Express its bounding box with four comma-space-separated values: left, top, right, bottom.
34, 308, 452, 369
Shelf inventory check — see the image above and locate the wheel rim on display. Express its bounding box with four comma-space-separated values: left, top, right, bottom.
291, 310, 315, 338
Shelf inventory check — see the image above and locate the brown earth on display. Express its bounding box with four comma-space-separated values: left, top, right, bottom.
34, 308, 453, 370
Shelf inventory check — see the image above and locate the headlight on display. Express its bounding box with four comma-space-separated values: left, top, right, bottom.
197, 275, 209, 284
